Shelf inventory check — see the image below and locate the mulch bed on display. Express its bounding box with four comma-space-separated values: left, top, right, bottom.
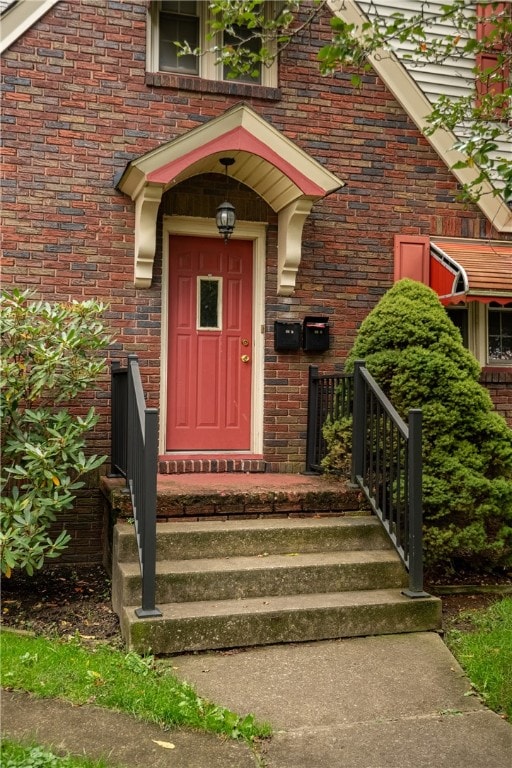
1, 565, 120, 642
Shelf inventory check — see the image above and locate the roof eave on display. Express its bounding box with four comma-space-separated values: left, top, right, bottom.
0, 0, 59, 53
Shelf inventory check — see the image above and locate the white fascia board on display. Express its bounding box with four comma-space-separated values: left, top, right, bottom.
327, 0, 512, 232
1, 0, 60, 54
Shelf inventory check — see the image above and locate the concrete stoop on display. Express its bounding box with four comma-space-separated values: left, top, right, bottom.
112, 515, 441, 655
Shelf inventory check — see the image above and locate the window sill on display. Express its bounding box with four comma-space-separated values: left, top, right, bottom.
480, 366, 512, 383
146, 72, 281, 101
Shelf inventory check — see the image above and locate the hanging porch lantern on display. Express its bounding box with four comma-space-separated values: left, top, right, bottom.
216, 157, 236, 243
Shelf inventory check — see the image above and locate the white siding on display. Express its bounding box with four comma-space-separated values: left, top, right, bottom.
358, 1, 511, 186
359, 0, 476, 103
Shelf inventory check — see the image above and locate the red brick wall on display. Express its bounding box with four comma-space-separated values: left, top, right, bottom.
2, 0, 511, 495
47, 488, 106, 566
480, 369, 512, 425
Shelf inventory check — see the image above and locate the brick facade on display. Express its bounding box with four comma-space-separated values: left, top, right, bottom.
2, 1, 511, 559
480, 369, 512, 425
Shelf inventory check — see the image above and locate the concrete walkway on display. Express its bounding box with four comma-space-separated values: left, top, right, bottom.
2, 632, 511, 767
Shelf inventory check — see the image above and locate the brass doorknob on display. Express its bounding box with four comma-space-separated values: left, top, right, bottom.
241, 354, 250, 363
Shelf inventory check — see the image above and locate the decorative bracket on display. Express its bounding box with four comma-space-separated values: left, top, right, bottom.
277, 198, 314, 296
133, 184, 163, 288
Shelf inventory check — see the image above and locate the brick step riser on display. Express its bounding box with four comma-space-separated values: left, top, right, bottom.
121, 600, 441, 655
117, 560, 408, 606
114, 519, 390, 563
107, 485, 366, 522
159, 459, 267, 474
154, 492, 364, 520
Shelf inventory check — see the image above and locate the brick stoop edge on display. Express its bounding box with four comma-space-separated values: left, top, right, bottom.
158, 458, 268, 474
101, 476, 367, 524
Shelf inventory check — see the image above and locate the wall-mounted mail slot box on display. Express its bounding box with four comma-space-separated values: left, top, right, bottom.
303, 316, 330, 352
274, 321, 301, 352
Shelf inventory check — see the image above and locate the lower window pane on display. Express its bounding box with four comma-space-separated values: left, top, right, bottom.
159, 14, 198, 73
488, 306, 512, 362
446, 307, 468, 347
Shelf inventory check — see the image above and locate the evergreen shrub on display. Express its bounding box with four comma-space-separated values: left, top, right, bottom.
324, 279, 512, 573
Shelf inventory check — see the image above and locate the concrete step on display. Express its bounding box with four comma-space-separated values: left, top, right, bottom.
121, 589, 442, 654
114, 549, 408, 606
112, 515, 442, 654
113, 516, 390, 563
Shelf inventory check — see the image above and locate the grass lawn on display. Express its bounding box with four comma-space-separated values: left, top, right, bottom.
445, 597, 512, 719
0, 630, 271, 744
2, 596, 510, 768
1, 740, 113, 768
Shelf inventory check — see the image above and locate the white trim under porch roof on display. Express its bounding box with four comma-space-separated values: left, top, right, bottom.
116, 103, 344, 295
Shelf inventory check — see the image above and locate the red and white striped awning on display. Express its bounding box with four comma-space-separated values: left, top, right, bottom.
431, 239, 512, 305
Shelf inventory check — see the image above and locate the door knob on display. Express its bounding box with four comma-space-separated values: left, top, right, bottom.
241, 355, 250, 363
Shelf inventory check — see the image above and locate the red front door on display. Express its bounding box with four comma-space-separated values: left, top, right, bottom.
166, 236, 253, 451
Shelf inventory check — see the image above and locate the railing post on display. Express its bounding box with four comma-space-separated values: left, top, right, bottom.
110, 360, 128, 478
109, 360, 121, 477
135, 407, 162, 618
305, 366, 319, 473
403, 408, 429, 598
126, 354, 138, 489
351, 360, 366, 487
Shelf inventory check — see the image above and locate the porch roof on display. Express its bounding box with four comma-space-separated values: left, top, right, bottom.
116, 103, 344, 292
431, 239, 512, 305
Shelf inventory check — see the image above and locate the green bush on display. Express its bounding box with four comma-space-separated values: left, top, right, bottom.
0, 289, 110, 577
325, 279, 512, 573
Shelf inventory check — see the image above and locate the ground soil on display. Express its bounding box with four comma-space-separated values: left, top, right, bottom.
1, 564, 510, 643
1, 565, 121, 644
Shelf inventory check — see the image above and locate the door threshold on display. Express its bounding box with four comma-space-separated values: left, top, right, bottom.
159, 454, 266, 474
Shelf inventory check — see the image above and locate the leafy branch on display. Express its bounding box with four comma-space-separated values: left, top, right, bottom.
203, 0, 512, 203
0, 289, 111, 576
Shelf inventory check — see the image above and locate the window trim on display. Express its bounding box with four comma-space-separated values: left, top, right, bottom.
445, 302, 512, 367
147, 1, 277, 88
487, 302, 512, 365
197, 276, 223, 331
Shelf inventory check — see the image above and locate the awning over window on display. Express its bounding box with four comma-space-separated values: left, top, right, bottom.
431, 239, 512, 305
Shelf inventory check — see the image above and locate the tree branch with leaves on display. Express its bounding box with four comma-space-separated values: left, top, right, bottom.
0, 289, 110, 576
203, 0, 511, 203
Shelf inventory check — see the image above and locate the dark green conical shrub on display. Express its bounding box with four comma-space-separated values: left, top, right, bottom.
326, 278, 512, 574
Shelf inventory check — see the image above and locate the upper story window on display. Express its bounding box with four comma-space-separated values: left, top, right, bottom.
147, 1, 277, 88
158, 1, 199, 75
223, 23, 262, 84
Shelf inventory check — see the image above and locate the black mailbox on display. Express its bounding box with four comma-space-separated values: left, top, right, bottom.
303, 316, 330, 352
274, 321, 301, 352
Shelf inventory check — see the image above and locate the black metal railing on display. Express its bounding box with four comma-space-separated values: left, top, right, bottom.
351, 360, 427, 597
111, 354, 161, 618
305, 366, 353, 473
111, 361, 128, 478
305, 361, 427, 596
